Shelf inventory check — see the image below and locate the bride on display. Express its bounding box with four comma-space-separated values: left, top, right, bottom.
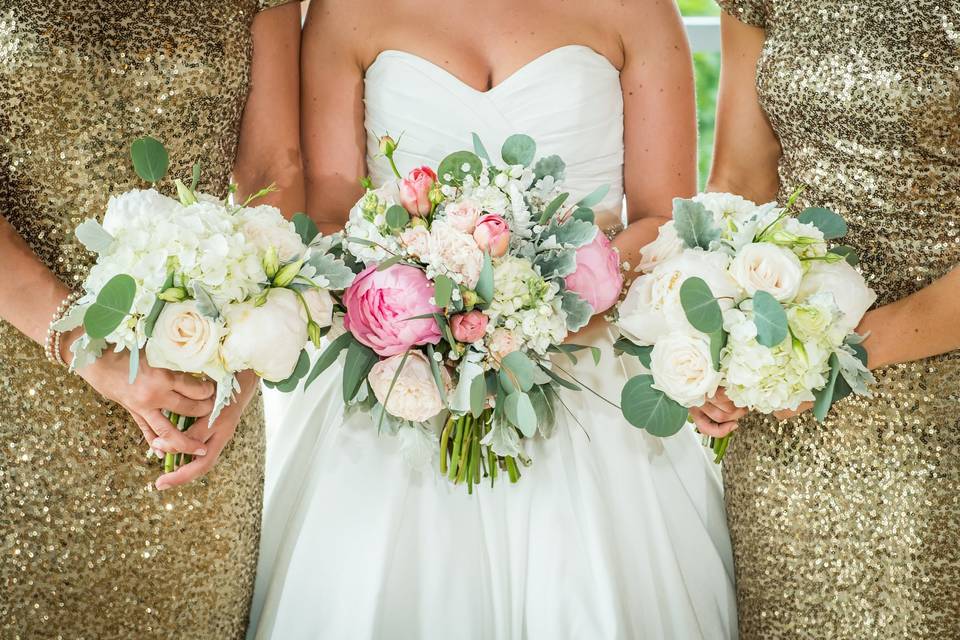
251, 1, 740, 638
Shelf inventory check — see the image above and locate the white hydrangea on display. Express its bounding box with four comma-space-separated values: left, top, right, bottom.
484, 255, 566, 355
235, 204, 306, 262
345, 181, 403, 264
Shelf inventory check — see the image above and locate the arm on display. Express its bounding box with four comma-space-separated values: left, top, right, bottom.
233, 2, 305, 217
613, 0, 698, 270
300, 0, 367, 235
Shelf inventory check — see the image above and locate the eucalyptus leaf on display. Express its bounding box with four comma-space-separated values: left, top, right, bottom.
572, 208, 595, 224
828, 245, 859, 266
499, 351, 536, 394
576, 184, 610, 208
476, 253, 494, 304
679, 277, 723, 334
130, 137, 169, 183
144, 272, 174, 338
501, 134, 536, 166
275, 350, 311, 392
537, 363, 581, 391
529, 385, 557, 438
752, 291, 789, 347
538, 192, 569, 225
376, 255, 404, 272
293, 212, 319, 245
470, 372, 487, 418
305, 331, 354, 389
504, 392, 538, 438
621, 374, 688, 437
471, 132, 491, 162
798, 207, 847, 240
709, 330, 727, 371
813, 353, 841, 421
83, 274, 137, 339
438, 150, 482, 185
480, 415, 521, 458
533, 154, 566, 182
191, 282, 219, 319
425, 344, 447, 407
385, 205, 410, 230
75, 219, 114, 254
673, 198, 722, 250
342, 340, 378, 402
433, 275, 455, 309
560, 290, 593, 332
613, 337, 653, 368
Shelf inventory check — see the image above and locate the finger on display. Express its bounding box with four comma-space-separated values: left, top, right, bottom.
171, 373, 216, 401
184, 415, 218, 445
144, 410, 209, 456
162, 392, 215, 418
699, 403, 737, 424
128, 410, 157, 445
155, 430, 226, 490
706, 394, 736, 413
689, 409, 720, 437
712, 421, 740, 438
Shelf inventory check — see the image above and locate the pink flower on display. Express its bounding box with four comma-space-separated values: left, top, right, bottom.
399, 166, 437, 217
487, 328, 521, 363
343, 264, 442, 356
472, 214, 510, 258
444, 200, 482, 233
450, 310, 488, 344
565, 232, 623, 314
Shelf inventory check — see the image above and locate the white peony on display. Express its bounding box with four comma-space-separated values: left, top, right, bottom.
426, 221, 484, 287
301, 288, 334, 328
368, 351, 446, 423
638, 221, 684, 273
796, 260, 877, 334
145, 300, 225, 377
729, 242, 803, 302
220, 288, 307, 381
236, 205, 306, 262
649, 331, 722, 407
693, 191, 761, 229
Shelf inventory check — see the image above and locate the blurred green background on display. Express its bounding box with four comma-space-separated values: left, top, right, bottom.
677, 0, 721, 187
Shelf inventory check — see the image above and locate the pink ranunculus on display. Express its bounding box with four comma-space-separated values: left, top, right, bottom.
565, 232, 624, 314
399, 166, 437, 217
450, 310, 488, 344
472, 214, 510, 258
342, 264, 442, 356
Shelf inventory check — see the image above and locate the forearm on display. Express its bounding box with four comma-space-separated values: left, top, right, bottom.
0, 215, 70, 345
235, 158, 305, 219
858, 267, 960, 369
613, 214, 672, 276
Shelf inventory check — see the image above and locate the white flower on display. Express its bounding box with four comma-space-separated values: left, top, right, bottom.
638, 221, 684, 272
442, 199, 482, 233
301, 288, 334, 328
427, 221, 484, 287
787, 292, 842, 345
399, 224, 430, 259
618, 249, 737, 345
486, 327, 521, 363
649, 331, 722, 408
777, 218, 827, 258
796, 260, 876, 334
368, 351, 446, 423
145, 300, 225, 377
490, 256, 539, 315
236, 205, 306, 262
345, 182, 403, 264
729, 242, 803, 302
693, 192, 761, 228
220, 288, 307, 382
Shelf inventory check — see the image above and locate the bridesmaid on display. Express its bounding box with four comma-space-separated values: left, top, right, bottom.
708, 0, 960, 637
0, 1, 302, 637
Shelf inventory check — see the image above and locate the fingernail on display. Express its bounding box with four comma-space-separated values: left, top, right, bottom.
196, 449, 206, 456
155, 481, 169, 491
153, 439, 168, 450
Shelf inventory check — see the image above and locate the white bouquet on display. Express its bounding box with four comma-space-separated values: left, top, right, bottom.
615, 190, 877, 460
59, 138, 354, 471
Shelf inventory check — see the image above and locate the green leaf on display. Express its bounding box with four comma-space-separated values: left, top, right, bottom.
470, 371, 487, 418
500, 134, 536, 166
542, 217, 597, 248
342, 340, 378, 402
130, 137, 169, 183
191, 162, 201, 192
673, 198, 721, 250
529, 385, 557, 438
538, 192, 569, 225
572, 208, 595, 224
293, 212, 319, 245
709, 330, 727, 371
537, 364, 582, 391
621, 374, 689, 437
275, 349, 311, 392
504, 392, 538, 437
613, 337, 653, 368
533, 249, 578, 280
828, 245, 859, 266
83, 274, 137, 339
305, 331, 354, 389
471, 133, 491, 163
433, 275, 455, 309
576, 184, 610, 208
475, 254, 494, 304
752, 291, 789, 347
425, 344, 447, 407
560, 290, 593, 331
553, 343, 602, 366
75, 219, 114, 254
437, 150, 483, 185
190, 282, 219, 319
533, 155, 566, 182
144, 272, 174, 338
306, 253, 356, 289
376, 255, 405, 272
499, 351, 536, 394
385, 204, 410, 230
679, 277, 723, 333
813, 353, 841, 421
798, 207, 847, 240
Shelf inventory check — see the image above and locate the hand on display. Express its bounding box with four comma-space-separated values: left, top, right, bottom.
773, 402, 814, 421
66, 329, 213, 457
690, 388, 749, 438
153, 370, 260, 490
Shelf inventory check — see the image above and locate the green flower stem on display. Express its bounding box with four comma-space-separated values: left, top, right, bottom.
456, 417, 474, 484
439, 417, 454, 475
505, 457, 520, 483
163, 412, 180, 473
387, 155, 402, 180
448, 417, 465, 481
472, 429, 481, 486
712, 434, 732, 463
489, 449, 498, 487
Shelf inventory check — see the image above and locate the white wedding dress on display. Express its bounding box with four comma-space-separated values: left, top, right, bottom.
250, 45, 737, 640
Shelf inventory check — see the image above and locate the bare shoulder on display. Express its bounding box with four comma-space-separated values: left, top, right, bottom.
589, 0, 686, 52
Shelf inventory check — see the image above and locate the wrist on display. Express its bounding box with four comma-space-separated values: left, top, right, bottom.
857, 307, 892, 370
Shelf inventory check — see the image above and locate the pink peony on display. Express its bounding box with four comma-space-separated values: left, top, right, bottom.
450, 310, 488, 344
565, 232, 623, 314
472, 214, 510, 258
343, 264, 442, 356
399, 166, 437, 217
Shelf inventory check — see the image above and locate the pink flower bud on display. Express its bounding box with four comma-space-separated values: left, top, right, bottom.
399, 166, 437, 217
472, 214, 510, 258
450, 310, 489, 344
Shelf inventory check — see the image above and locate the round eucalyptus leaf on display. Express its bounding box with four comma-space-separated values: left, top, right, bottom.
130, 137, 169, 183
385, 205, 410, 230
679, 277, 722, 334
437, 150, 483, 185
797, 207, 848, 240
498, 351, 536, 393
752, 291, 789, 347
621, 375, 688, 437
504, 392, 538, 438
501, 134, 536, 166
83, 274, 137, 339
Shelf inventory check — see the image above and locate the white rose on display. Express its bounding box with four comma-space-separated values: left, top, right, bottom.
145, 300, 224, 376
730, 242, 803, 302
638, 221, 684, 272
427, 221, 484, 287
368, 351, 445, 423
649, 332, 722, 408
787, 292, 841, 344
301, 288, 334, 328
237, 205, 306, 262
220, 288, 307, 382
796, 260, 877, 334
399, 224, 430, 259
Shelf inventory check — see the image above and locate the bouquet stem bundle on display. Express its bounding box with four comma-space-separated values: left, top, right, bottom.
439, 411, 524, 492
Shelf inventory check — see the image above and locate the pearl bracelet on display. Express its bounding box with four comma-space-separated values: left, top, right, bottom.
44, 291, 81, 368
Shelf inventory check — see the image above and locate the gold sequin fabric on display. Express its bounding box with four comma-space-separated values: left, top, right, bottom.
0, 1, 295, 637
717, 1, 960, 638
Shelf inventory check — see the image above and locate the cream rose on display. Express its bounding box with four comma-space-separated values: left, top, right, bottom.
238, 205, 306, 262
146, 300, 224, 376
649, 331, 723, 408
427, 221, 484, 287
368, 351, 445, 423
301, 288, 334, 329
638, 221, 684, 273
730, 242, 803, 302
220, 288, 307, 381
443, 200, 482, 233
796, 260, 877, 333
486, 327, 521, 363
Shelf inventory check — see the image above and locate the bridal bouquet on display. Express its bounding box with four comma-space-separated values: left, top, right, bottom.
306, 133, 622, 492
58, 138, 353, 471
615, 191, 876, 461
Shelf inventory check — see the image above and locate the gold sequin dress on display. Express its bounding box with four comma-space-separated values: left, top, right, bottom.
0, 2, 296, 638
716, 1, 960, 638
